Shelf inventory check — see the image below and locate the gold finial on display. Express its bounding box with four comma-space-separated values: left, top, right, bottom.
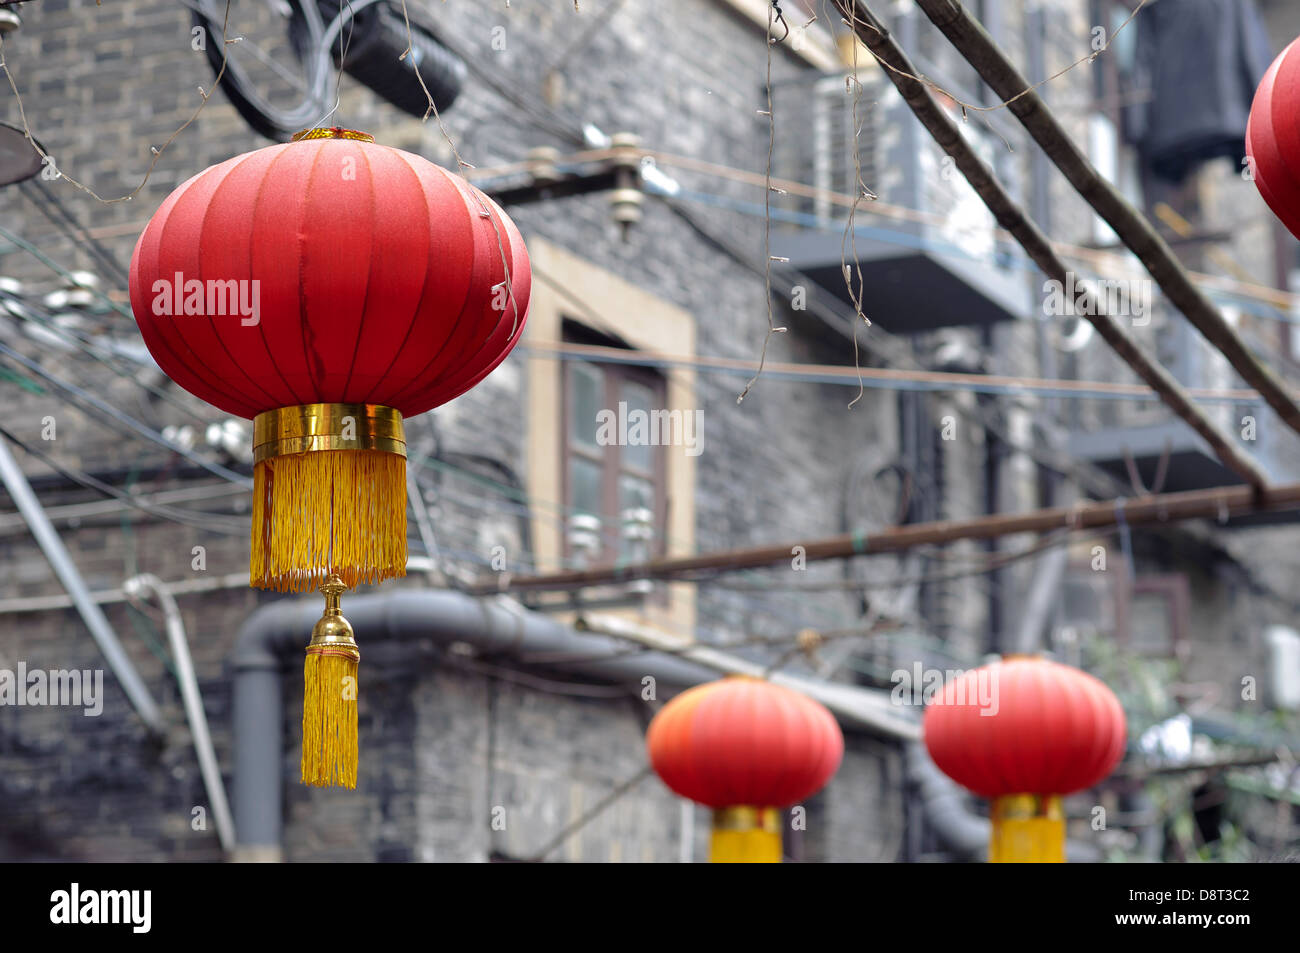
308, 573, 359, 661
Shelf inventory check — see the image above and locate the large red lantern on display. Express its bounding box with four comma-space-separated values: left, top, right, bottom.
1247, 37, 1300, 240
923, 656, 1126, 862
646, 676, 844, 863
129, 128, 530, 787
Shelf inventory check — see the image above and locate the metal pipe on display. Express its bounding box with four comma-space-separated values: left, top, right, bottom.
230, 590, 719, 858
124, 573, 235, 853
478, 480, 1300, 593
906, 741, 1102, 862
229, 589, 910, 858
576, 611, 920, 740
0, 437, 164, 734
1012, 545, 1069, 655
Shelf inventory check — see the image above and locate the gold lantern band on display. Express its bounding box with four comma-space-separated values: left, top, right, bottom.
989, 793, 1065, 863
250, 403, 408, 593
252, 402, 406, 463
710, 806, 782, 863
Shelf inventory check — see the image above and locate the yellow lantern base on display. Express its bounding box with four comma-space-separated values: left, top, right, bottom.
710, 806, 782, 863
989, 794, 1065, 863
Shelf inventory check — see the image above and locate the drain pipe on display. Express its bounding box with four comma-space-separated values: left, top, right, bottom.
0, 438, 164, 734
125, 573, 235, 853
906, 742, 989, 860
1012, 546, 1069, 655
231, 589, 721, 861
907, 742, 1103, 862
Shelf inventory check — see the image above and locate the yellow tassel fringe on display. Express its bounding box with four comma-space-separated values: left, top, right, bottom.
301, 648, 359, 789
251, 449, 407, 592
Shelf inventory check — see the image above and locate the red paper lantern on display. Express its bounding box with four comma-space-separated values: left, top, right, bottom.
1247, 37, 1300, 240
128, 128, 530, 788
923, 656, 1126, 862
646, 676, 844, 862
130, 130, 528, 420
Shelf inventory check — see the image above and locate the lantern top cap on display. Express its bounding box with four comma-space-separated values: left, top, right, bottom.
291, 127, 376, 144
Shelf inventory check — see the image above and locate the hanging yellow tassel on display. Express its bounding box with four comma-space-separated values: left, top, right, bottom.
250, 403, 407, 593
710, 806, 782, 863
989, 794, 1065, 862
301, 575, 360, 788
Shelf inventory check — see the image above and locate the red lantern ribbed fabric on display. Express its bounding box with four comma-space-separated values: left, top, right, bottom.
923, 656, 1126, 798
128, 135, 530, 419
1247, 37, 1300, 240
646, 676, 844, 809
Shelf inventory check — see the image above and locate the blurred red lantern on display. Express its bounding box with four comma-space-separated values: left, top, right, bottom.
129, 128, 529, 788
646, 676, 844, 863
923, 656, 1126, 862
1247, 37, 1300, 240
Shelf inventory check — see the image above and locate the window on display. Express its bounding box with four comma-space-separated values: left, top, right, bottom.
523, 237, 697, 634
561, 322, 667, 566
1115, 574, 1191, 660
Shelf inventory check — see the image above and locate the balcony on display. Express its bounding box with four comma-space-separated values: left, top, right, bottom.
768, 63, 1031, 334
1066, 310, 1300, 523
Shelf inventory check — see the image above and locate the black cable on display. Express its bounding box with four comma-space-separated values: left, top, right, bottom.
0, 287, 207, 425
18, 180, 130, 288
0, 424, 247, 534
0, 340, 251, 488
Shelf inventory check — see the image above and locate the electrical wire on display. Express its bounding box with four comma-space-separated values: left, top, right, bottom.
0, 286, 217, 424
17, 179, 130, 287
0, 424, 248, 534
0, 341, 252, 488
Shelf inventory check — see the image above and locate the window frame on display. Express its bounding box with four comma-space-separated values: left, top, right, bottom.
559, 325, 670, 567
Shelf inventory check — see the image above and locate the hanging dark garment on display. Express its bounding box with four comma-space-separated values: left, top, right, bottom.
1125, 0, 1273, 182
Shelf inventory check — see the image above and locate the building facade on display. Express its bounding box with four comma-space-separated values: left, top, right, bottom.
0, 0, 1296, 861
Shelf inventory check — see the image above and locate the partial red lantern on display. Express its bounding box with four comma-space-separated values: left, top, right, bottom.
923, 656, 1126, 798
646, 676, 843, 862
1247, 37, 1300, 240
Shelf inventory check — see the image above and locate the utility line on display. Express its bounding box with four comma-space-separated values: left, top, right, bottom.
0, 341, 252, 488
0, 286, 217, 423
521, 337, 1265, 405
0, 424, 246, 534
18, 179, 130, 287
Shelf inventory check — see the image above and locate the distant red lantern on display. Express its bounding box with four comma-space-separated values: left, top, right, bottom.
129, 128, 530, 789
1247, 37, 1300, 240
923, 656, 1126, 862
646, 676, 844, 863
